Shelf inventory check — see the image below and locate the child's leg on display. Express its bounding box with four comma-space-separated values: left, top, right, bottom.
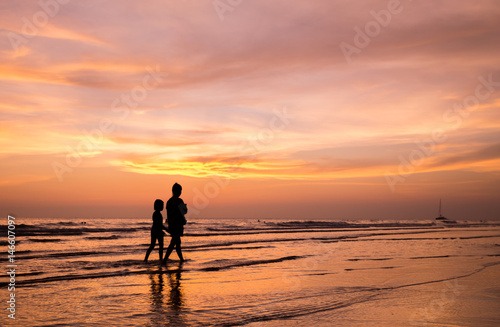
158, 236, 164, 262
144, 232, 157, 262
174, 236, 184, 261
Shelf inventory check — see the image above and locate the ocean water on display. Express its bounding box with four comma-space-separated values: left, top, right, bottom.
1, 218, 499, 326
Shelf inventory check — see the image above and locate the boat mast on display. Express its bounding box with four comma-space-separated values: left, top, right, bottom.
439, 199, 442, 217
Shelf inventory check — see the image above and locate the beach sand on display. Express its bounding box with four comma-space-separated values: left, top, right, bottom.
267, 262, 500, 327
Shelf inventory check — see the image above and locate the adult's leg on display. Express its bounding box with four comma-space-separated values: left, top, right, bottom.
174, 236, 184, 261
163, 237, 175, 264
144, 231, 157, 262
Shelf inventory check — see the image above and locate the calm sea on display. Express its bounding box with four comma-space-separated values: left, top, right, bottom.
1, 217, 499, 326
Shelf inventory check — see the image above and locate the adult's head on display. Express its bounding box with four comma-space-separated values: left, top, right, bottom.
172, 183, 182, 197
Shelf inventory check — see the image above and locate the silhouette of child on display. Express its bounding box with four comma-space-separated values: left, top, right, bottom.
144, 199, 168, 263
163, 183, 187, 264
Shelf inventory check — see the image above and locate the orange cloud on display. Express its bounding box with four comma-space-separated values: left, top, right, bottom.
1, 0, 499, 219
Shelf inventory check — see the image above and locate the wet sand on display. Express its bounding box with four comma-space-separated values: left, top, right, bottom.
245, 263, 500, 327
1, 218, 499, 326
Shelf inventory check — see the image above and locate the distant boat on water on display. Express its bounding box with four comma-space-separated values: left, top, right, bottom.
435, 199, 456, 224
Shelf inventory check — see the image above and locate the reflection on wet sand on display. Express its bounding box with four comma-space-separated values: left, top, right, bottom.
148, 262, 187, 326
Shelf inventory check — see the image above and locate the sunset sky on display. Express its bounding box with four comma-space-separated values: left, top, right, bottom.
1, 0, 499, 220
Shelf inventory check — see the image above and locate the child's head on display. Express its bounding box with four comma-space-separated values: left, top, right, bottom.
172, 183, 182, 197
154, 199, 164, 211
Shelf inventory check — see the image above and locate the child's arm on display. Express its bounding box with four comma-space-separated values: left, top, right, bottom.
162, 217, 169, 233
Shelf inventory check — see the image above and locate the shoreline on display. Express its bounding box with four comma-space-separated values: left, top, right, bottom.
285, 261, 500, 327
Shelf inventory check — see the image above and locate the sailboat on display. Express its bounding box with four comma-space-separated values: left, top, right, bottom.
435, 199, 446, 220
435, 199, 456, 223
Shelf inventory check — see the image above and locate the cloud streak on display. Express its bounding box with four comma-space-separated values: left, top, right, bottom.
1, 0, 499, 218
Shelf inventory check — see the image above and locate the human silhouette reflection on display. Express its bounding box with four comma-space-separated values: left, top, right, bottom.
167, 262, 183, 312
148, 263, 187, 326
148, 267, 165, 327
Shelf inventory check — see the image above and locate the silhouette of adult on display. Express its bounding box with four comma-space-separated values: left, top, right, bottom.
163, 183, 187, 264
